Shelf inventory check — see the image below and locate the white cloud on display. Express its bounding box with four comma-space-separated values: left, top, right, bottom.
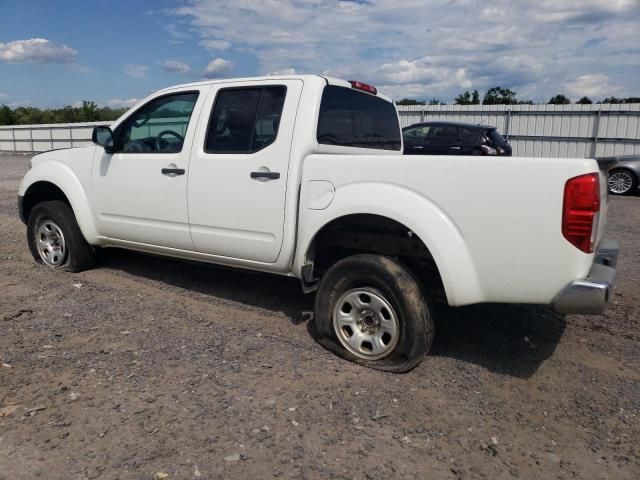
106, 98, 139, 108
537, 0, 637, 19
376, 83, 440, 102
0, 38, 78, 64
200, 39, 231, 51
379, 59, 472, 90
565, 74, 623, 98
0, 92, 7, 99
125, 64, 148, 79
203, 58, 233, 78
165, 23, 191, 41
7, 100, 31, 108
160, 60, 191, 74
540, 0, 635, 9
169, 0, 640, 102
487, 55, 545, 83
267, 67, 296, 76
70, 64, 94, 74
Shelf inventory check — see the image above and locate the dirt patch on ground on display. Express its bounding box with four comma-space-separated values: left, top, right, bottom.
1, 154, 639, 479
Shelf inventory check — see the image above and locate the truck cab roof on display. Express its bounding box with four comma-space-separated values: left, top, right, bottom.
156, 74, 394, 103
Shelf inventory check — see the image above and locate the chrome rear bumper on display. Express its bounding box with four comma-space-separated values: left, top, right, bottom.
552, 239, 619, 315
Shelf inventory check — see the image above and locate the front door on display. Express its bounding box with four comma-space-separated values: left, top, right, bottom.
188, 80, 302, 263
91, 89, 205, 250
402, 124, 432, 155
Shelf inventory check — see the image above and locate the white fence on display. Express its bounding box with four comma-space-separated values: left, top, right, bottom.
1, 103, 639, 157
398, 103, 640, 157
0, 118, 191, 153
0, 121, 109, 153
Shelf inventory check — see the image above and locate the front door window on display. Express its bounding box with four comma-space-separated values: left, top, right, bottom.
115, 92, 199, 153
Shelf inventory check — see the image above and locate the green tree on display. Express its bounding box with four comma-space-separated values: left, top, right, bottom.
0, 101, 128, 126
548, 94, 571, 105
600, 96, 623, 104
428, 98, 445, 105
455, 90, 472, 105
0, 105, 16, 125
600, 97, 640, 104
576, 96, 593, 104
455, 89, 480, 105
396, 98, 426, 106
483, 86, 518, 105
80, 101, 99, 122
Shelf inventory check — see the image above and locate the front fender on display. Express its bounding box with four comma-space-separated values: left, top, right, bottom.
19, 161, 99, 244
295, 182, 485, 306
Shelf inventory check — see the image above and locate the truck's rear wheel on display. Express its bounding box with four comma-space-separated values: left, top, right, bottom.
313, 254, 433, 372
27, 200, 95, 272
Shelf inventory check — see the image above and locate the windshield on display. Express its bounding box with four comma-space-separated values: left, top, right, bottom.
317, 86, 401, 151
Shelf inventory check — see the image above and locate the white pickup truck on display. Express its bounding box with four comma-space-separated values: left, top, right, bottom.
18, 74, 619, 372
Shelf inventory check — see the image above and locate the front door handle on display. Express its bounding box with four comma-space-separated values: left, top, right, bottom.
162, 167, 185, 175
250, 171, 280, 180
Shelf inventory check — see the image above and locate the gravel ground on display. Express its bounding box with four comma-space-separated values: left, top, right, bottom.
0, 154, 638, 480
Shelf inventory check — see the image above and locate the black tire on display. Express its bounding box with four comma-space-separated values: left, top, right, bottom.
608, 168, 637, 195
27, 200, 95, 272
313, 254, 434, 373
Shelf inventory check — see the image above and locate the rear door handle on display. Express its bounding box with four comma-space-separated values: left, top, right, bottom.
162, 168, 185, 175
250, 171, 280, 180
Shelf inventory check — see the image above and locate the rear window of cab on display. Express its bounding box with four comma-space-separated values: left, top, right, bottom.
317, 85, 401, 151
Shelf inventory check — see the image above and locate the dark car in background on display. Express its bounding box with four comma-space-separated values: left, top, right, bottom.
403, 121, 512, 156
602, 155, 640, 195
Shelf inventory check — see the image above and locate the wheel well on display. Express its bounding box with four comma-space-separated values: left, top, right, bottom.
305, 214, 446, 302
22, 182, 71, 222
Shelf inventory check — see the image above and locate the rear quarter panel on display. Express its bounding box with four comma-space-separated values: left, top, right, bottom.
297, 154, 600, 306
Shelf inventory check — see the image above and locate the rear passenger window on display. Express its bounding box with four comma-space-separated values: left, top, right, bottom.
205, 86, 286, 153
317, 85, 401, 151
460, 127, 482, 143
430, 126, 459, 141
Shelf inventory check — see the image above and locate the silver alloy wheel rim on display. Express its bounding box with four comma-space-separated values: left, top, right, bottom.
609, 171, 633, 194
332, 287, 400, 360
36, 219, 67, 267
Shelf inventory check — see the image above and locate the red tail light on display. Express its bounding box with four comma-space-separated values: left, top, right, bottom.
562, 173, 600, 253
349, 80, 377, 95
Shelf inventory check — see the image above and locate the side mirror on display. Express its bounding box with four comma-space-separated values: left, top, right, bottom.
92, 126, 115, 154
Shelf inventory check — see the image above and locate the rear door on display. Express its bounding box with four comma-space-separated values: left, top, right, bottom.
459, 127, 483, 155
428, 125, 462, 154
187, 79, 303, 263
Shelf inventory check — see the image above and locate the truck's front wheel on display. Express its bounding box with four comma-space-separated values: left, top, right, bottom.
27, 200, 95, 272
313, 254, 433, 373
